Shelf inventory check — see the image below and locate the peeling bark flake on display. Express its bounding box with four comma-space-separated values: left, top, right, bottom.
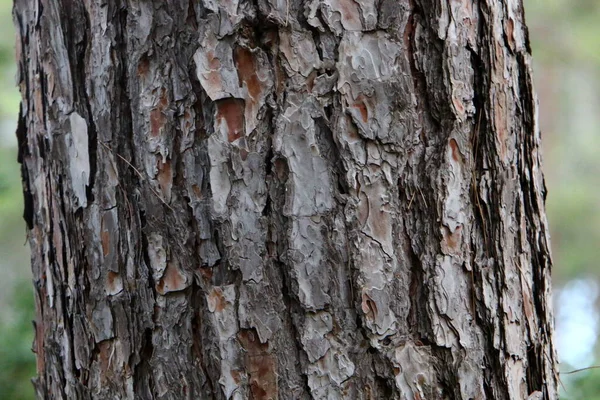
68, 112, 90, 208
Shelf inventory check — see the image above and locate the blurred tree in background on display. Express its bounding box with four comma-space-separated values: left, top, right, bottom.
525, 0, 600, 397
0, 0, 35, 398
527, 0, 600, 283
0, 0, 598, 398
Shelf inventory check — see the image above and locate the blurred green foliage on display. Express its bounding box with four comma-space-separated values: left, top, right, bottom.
0, 0, 35, 398
0, 280, 36, 400
527, 0, 600, 66
0, 134, 35, 400
0, 0, 17, 120
562, 368, 600, 400
525, 0, 600, 284
525, 0, 600, 397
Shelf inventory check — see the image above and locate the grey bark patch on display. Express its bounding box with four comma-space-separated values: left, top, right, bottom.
68, 112, 90, 208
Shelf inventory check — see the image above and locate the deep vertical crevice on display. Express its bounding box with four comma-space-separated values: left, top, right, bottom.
80, 9, 97, 205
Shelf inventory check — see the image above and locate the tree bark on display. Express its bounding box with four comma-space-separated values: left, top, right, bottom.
14, 0, 558, 398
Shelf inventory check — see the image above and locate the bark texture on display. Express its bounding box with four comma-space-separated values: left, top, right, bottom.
15, 0, 558, 398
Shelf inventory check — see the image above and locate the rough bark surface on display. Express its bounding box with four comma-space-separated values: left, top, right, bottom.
15, 0, 558, 398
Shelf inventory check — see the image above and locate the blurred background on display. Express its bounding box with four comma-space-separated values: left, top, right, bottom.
0, 0, 598, 398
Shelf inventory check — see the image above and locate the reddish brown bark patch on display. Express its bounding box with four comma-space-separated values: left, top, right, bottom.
150, 108, 163, 137
493, 93, 508, 160
333, 0, 362, 29
198, 266, 213, 282
354, 100, 369, 123
216, 98, 245, 142
505, 18, 515, 50
441, 225, 462, 254
191, 184, 203, 199
33, 78, 44, 123
97, 340, 115, 383
448, 138, 463, 164
238, 329, 278, 400
234, 47, 262, 102
230, 369, 242, 384
361, 292, 378, 321
156, 262, 188, 295
351, 94, 375, 125
137, 55, 150, 78
522, 285, 534, 321
34, 315, 45, 374
452, 96, 465, 115
101, 228, 110, 257
205, 50, 223, 91
273, 158, 289, 181
156, 159, 173, 200
239, 147, 249, 161
150, 89, 169, 137
106, 271, 121, 294
345, 115, 361, 140
208, 287, 228, 312
182, 109, 193, 132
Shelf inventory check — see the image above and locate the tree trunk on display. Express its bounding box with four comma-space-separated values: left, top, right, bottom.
14, 0, 558, 398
